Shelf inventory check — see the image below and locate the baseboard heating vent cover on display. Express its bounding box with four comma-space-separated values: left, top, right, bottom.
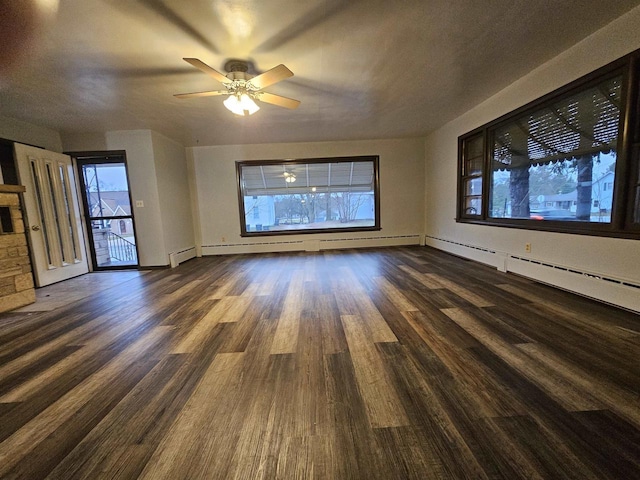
202, 234, 421, 255
204, 240, 304, 248
424, 235, 496, 254
168, 246, 197, 268
510, 255, 640, 290
320, 234, 421, 243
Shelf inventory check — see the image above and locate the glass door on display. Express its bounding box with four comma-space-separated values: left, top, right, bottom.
75, 154, 139, 270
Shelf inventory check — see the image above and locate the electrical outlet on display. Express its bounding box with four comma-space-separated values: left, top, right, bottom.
525, 242, 531, 253
135, 200, 144, 208
221, 236, 226, 243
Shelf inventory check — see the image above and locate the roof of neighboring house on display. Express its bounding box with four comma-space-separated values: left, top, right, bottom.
89, 191, 131, 216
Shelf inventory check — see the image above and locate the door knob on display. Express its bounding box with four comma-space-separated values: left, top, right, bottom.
31, 225, 40, 231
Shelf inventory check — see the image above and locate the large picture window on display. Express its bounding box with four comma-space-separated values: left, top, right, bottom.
237, 156, 380, 236
457, 50, 640, 238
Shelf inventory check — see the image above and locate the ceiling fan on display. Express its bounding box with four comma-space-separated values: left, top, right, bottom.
175, 58, 301, 116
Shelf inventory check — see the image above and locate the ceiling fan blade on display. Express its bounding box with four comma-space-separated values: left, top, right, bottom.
250, 64, 294, 89
183, 58, 229, 84
258, 92, 301, 109
174, 90, 228, 99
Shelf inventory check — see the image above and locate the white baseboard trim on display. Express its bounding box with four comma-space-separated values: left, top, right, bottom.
168, 246, 197, 268
425, 236, 501, 269
201, 234, 422, 256
424, 235, 640, 313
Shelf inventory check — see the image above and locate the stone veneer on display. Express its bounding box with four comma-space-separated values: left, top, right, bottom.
0, 185, 35, 313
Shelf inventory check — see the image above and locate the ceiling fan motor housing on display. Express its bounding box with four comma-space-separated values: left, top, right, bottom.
223, 60, 253, 84
225, 59, 250, 72
226, 71, 252, 82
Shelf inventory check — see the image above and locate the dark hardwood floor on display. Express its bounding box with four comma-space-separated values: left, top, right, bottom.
0, 246, 638, 479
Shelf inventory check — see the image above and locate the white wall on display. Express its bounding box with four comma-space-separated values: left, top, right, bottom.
63, 129, 195, 267
106, 130, 167, 267
61, 132, 108, 152
189, 137, 425, 254
151, 131, 196, 259
424, 5, 640, 311
0, 115, 62, 152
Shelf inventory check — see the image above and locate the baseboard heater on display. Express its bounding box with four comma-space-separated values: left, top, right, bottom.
201, 234, 422, 256
168, 246, 197, 268
425, 235, 501, 270
425, 235, 640, 313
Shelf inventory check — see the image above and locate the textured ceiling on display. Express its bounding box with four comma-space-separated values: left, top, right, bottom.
1, 0, 639, 147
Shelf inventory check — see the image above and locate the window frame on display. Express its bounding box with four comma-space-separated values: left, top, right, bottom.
236, 155, 381, 237
456, 49, 640, 239
458, 131, 486, 219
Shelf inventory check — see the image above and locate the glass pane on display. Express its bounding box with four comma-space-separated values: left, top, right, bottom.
489, 75, 621, 222
464, 197, 481, 216
243, 191, 376, 232
466, 158, 483, 176
240, 159, 378, 233
466, 135, 483, 157
46, 163, 68, 263
465, 178, 482, 196
490, 152, 616, 221
90, 218, 138, 267
242, 161, 375, 196
82, 163, 131, 218
31, 161, 53, 266
59, 165, 79, 261
634, 146, 639, 223
464, 135, 484, 175
81, 161, 138, 268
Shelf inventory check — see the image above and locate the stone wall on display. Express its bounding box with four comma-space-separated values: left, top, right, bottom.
0, 185, 35, 313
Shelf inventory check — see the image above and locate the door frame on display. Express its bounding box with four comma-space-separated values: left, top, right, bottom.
69, 151, 140, 271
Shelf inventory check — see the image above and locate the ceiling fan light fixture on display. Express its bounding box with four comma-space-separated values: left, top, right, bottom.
223, 94, 244, 115
239, 93, 260, 115
223, 93, 259, 116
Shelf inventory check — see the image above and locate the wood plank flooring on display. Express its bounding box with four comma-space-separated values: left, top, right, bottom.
0, 246, 638, 479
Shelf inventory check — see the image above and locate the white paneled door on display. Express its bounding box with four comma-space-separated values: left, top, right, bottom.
14, 143, 88, 286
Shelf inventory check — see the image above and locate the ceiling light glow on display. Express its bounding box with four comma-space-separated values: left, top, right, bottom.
223, 93, 259, 116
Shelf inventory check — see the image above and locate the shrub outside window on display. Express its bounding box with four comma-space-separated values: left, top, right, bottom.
237, 156, 380, 236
